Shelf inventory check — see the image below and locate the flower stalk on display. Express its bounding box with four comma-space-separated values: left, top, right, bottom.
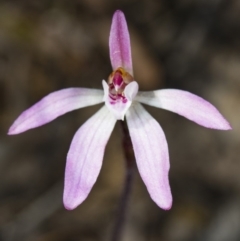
111, 121, 135, 241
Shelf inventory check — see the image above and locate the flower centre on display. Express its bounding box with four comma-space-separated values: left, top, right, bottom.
108, 67, 134, 104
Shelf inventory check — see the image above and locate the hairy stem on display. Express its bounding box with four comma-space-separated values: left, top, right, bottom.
110, 120, 135, 241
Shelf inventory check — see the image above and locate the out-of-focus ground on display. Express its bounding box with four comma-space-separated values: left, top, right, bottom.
0, 0, 240, 240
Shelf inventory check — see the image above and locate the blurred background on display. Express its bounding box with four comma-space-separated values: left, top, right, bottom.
0, 0, 239, 240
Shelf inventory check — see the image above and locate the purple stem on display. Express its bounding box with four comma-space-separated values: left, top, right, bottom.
110, 120, 135, 241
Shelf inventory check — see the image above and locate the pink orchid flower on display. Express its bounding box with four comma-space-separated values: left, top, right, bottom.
8, 10, 231, 211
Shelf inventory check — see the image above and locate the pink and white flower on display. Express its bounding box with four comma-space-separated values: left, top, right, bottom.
8, 10, 231, 211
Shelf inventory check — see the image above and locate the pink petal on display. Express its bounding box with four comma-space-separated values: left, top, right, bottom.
8, 88, 104, 135
136, 89, 231, 130
126, 103, 172, 210
109, 10, 133, 74
64, 106, 116, 210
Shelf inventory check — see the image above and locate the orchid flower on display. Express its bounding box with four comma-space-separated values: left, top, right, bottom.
8, 10, 231, 211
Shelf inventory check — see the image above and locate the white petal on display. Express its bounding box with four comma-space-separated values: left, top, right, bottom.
102, 80, 109, 102
124, 81, 139, 101
64, 106, 116, 210
9, 88, 104, 135
135, 89, 231, 130
126, 103, 172, 210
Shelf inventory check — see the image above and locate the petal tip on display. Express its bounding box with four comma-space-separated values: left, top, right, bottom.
8, 125, 19, 135
7, 128, 14, 135
223, 124, 232, 131
114, 9, 124, 16
63, 192, 82, 211
161, 201, 172, 211
154, 195, 172, 211
222, 120, 232, 130
209, 118, 232, 130
63, 199, 77, 211
112, 10, 125, 23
